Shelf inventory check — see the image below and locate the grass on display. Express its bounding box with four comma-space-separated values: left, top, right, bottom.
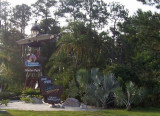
0, 107, 159, 116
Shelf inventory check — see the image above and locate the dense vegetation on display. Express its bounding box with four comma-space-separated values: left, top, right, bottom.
0, 0, 160, 110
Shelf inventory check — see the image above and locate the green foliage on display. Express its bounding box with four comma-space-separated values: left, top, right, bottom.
144, 83, 160, 107
20, 96, 30, 103
22, 88, 41, 96
20, 95, 43, 103
40, 18, 60, 34
7, 84, 23, 96
32, 0, 57, 20
0, 29, 25, 90
114, 81, 146, 110
77, 68, 119, 108
137, 0, 160, 8
66, 80, 79, 98
11, 4, 31, 33
0, 92, 15, 100
1, 0, 160, 108
117, 9, 160, 107
1, 99, 10, 106
47, 21, 109, 99
57, 0, 109, 29
33, 95, 43, 100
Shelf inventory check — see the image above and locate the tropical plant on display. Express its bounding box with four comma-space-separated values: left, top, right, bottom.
22, 88, 41, 96
20, 96, 30, 103
1, 99, 10, 106
47, 21, 106, 95
114, 81, 146, 110
77, 68, 119, 108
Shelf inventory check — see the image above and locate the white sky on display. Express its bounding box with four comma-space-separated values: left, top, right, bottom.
7, 0, 158, 14
5, 0, 159, 34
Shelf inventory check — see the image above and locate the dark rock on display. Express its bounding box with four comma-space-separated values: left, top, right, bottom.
63, 98, 80, 107
30, 97, 42, 104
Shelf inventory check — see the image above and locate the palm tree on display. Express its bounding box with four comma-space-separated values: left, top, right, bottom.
56, 22, 102, 87
114, 81, 146, 110
77, 68, 119, 108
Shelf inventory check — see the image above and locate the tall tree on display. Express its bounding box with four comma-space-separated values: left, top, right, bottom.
57, 0, 85, 22
117, 9, 160, 87
82, 0, 108, 29
40, 18, 60, 34
11, 4, 31, 34
39, 18, 60, 74
32, 0, 57, 33
0, 0, 10, 32
47, 21, 107, 98
32, 0, 57, 20
0, 28, 25, 89
108, 2, 128, 39
137, 0, 160, 8
56, 0, 109, 30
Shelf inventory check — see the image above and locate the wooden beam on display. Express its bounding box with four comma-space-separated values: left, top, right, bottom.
16, 34, 54, 45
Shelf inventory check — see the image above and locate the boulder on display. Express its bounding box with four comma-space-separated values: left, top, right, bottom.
63, 98, 80, 107
30, 97, 42, 104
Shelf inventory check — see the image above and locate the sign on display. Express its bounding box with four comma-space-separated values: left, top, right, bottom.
25, 69, 41, 72
47, 96, 60, 102
39, 76, 62, 104
39, 77, 54, 94
25, 54, 40, 67
25, 61, 40, 67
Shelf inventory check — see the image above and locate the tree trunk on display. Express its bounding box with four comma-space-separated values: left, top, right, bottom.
126, 104, 131, 111
73, 68, 79, 88
102, 102, 107, 109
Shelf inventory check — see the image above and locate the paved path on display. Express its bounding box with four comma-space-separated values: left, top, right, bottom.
0, 101, 98, 111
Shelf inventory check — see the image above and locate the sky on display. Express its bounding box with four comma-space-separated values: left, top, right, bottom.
5, 0, 159, 34
7, 0, 158, 15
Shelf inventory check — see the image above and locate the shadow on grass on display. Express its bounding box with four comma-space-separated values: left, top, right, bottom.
132, 107, 160, 113
104, 107, 160, 112
0, 110, 12, 116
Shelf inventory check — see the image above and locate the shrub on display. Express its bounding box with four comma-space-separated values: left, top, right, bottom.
1, 99, 10, 106
22, 88, 41, 96
20, 95, 43, 103
77, 68, 119, 108
20, 96, 30, 103
7, 85, 23, 96
32, 95, 43, 100
0, 92, 15, 100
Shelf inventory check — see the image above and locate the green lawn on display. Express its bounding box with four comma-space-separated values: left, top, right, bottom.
0, 107, 160, 116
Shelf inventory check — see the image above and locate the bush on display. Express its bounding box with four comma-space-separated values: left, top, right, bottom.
0, 92, 16, 100
22, 88, 41, 96
20, 95, 43, 103
7, 85, 23, 96
20, 96, 31, 103
1, 99, 10, 106
77, 68, 119, 108
34, 95, 43, 100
